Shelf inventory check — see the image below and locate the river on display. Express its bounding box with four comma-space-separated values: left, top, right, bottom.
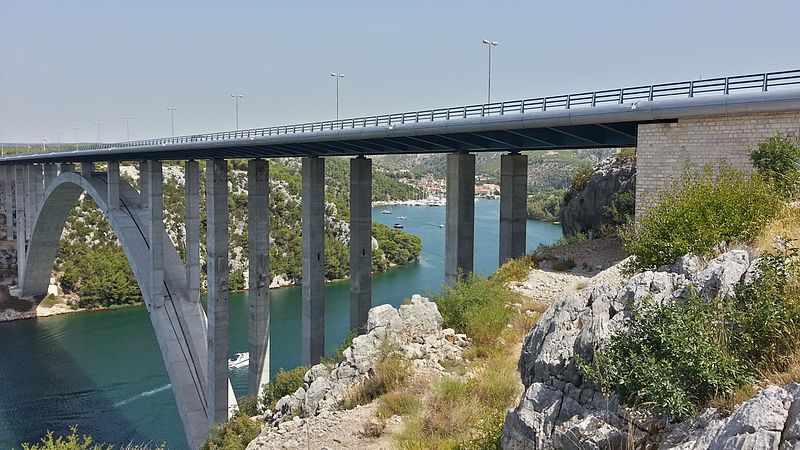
0, 199, 561, 449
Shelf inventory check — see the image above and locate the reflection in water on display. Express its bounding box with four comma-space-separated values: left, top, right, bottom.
0, 200, 561, 449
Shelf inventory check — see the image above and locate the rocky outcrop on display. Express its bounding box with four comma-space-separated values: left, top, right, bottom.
560, 152, 635, 236
502, 249, 799, 450
260, 295, 468, 429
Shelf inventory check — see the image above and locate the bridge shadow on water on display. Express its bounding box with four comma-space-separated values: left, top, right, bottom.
0, 306, 186, 449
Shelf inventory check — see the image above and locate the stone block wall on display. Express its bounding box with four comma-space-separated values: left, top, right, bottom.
636, 111, 800, 216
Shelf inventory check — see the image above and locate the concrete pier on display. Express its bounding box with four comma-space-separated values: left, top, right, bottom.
81, 162, 94, 178
139, 161, 150, 209
24, 165, 35, 239
185, 160, 200, 303
445, 153, 475, 286
15, 166, 26, 285
247, 159, 270, 395
60, 163, 75, 173
107, 161, 120, 211
4, 165, 14, 241
349, 156, 372, 332
146, 161, 165, 310
43, 164, 57, 191
206, 158, 230, 425
301, 156, 325, 365
499, 153, 528, 264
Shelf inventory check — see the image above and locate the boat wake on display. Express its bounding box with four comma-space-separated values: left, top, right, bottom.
113, 384, 172, 407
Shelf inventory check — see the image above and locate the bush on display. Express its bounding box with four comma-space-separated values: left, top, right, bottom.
622, 163, 781, 270
750, 134, 800, 198
604, 190, 635, 226
587, 241, 800, 420
586, 294, 749, 420
235, 395, 259, 417
571, 165, 594, 193
261, 366, 308, 409
526, 189, 564, 222
435, 274, 514, 346
491, 255, 535, 284
728, 240, 800, 371
201, 415, 260, 450
21, 426, 114, 450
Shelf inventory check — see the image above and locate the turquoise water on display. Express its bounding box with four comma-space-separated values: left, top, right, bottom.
0, 200, 561, 449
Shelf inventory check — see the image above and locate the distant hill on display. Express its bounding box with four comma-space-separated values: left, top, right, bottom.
373, 149, 614, 190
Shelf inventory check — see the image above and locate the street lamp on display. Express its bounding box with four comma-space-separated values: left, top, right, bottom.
73, 127, 80, 149
166, 107, 178, 137
482, 39, 499, 104
94, 121, 103, 144
123, 116, 133, 141
230, 94, 243, 130
330, 72, 344, 120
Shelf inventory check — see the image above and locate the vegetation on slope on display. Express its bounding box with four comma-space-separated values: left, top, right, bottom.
584, 135, 800, 420
54, 158, 422, 307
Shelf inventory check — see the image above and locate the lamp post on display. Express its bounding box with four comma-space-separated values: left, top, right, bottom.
482, 39, 499, 104
166, 107, 178, 137
73, 127, 79, 149
42, 137, 48, 152
94, 121, 103, 144
330, 72, 344, 120
123, 116, 133, 141
230, 94, 243, 130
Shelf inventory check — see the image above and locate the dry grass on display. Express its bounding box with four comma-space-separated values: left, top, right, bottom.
492, 255, 536, 284
343, 349, 413, 410
755, 204, 800, 253
393, 275, 535, 449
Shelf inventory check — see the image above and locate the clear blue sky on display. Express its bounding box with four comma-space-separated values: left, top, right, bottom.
2, 1, 799, 143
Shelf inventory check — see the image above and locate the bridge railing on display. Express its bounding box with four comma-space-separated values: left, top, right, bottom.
25, 69, 800, 155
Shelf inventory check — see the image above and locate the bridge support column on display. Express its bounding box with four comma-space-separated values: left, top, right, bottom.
43, 163, 57, 191
139, 161, 150, 209
146, 161, 165, 310
499, 153, 528, 264
349, 156, 372, 333
185, 160, 200, 303
445, 153, 475, 286
301, 156, 325, 365
15, 165, 26, 286
247, 159, 270, 396
107, 161, 120, 211
24, 165, 36, 240
206, 158, 230, 426
81, 162, 94, 178
60, 163, 74, 173
33, 165, 44, 215
4, 165, 14, 241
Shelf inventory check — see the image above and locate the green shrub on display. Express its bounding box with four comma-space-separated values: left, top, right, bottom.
235, 395, 259, 417
435, 274, 514, 346
586, 294, 749, 420
587, 240, 800, 421
21, 426, 114, 450
750, 134, 800, 198
728, 240, 800, 371
571, 165, 594, 192
261, 366, 308, 409
604, 190, 635, 226
622, 163, 781, 270
201, 414, 260, 450
616, 147, 637, 165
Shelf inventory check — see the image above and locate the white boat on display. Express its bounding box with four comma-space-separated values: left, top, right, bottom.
380, 207, 392, 214
228, 352, 249, 369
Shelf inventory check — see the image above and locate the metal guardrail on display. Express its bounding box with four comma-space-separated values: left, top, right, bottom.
25, 69, 800, 155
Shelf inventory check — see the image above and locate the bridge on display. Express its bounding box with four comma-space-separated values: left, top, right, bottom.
2, 69, 800, 448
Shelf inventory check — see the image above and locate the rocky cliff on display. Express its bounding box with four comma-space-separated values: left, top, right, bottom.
502, 250, 800, 449
560, 152, 636, 236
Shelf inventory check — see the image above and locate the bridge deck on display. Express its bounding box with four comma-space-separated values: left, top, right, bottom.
3, 70, 800, 163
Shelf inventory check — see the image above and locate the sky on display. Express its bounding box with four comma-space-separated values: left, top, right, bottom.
1, 1, 799, 144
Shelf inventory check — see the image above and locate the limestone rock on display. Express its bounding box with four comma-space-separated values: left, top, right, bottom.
691, 250, 749, 299
560, 152, 636, 237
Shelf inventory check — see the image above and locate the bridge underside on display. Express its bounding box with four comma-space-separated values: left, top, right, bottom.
17, 122, 642, 163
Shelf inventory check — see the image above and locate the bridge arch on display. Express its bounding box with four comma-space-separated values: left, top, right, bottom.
21, 169, 219, 449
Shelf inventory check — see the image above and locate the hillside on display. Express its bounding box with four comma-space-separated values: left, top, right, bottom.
54, 158, 423, 309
